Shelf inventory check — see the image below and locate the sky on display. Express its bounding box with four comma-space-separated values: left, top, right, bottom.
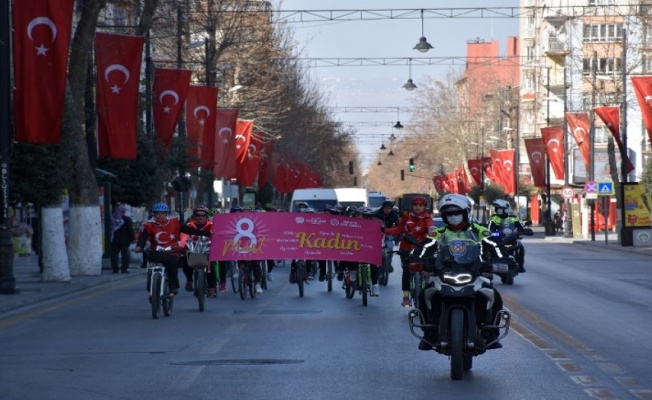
274, 1, 520, 168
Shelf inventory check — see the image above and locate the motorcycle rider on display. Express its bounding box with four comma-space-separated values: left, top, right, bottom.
416, 194, 506, 351
487, 199, 527, 273
383, 196, 434, 307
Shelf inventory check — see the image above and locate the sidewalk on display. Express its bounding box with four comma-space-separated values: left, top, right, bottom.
531, 225, 652, 257
0, 255, 142, 316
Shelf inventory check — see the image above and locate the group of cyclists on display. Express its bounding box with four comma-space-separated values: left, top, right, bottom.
133, 193, 528, 347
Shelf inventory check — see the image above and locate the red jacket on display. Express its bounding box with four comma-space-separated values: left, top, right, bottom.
181, 220, 212, 247
139, 217, 184, 253
384, 211, 434, 252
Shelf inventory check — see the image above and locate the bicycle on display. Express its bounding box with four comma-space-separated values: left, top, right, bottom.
237, 260, 258, 300
146, 262, 173, 319
379, 238, 397, 287
293, 259, 315, 297
186, 250, 209, 312
325, 260, 335, 293
342, 263, 373, 306
224, 261, 239, 293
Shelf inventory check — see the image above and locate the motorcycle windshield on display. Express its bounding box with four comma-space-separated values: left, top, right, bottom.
438, 239, 481, 266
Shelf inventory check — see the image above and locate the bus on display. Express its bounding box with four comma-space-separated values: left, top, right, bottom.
396, 193, 435, 214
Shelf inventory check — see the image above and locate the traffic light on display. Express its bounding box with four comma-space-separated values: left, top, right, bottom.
409, 158, 415, 172
400, 169, 405, 181
348, 161, 354, 175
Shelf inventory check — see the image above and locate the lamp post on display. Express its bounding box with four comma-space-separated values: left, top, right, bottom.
544, 67, 554, 235
0, 0, 16, 294
619, 28, 632, 246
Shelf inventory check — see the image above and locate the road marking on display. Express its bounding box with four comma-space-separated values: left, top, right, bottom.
505, 294, 651, 399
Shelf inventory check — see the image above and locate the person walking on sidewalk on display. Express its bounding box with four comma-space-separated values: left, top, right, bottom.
110, 203, 135, 274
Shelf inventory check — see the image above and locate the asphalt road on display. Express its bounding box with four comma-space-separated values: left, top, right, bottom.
0, 239, 650, 400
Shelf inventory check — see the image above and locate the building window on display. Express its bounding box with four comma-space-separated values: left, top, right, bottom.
583, 23, 623, 42
582, 57, 622, 75
588, 0, 615, 5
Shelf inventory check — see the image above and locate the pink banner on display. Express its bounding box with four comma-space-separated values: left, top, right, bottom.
210, 213, 382, 265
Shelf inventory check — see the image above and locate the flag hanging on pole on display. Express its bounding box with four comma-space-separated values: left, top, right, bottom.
13, 0, 75, 143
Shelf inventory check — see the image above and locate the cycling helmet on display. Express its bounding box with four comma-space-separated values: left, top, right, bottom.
381, 200, 394, 208
358, 207, 377, 218
323, 204, 341, 215
492, 199, 510, 217
346, 206, 360, 217
411, 196, 428, 206
193, 205, 210, 216
230, 205, 243, 213
151, 202, 170, 213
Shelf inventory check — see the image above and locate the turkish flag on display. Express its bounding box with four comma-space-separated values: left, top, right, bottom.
185, 86, 218, 168
213, 109, 239, 179
234, 120, 253, 163
432, 175, 448, 193
594, 106, 635, 173
272, 157, 290, 193
257, 141, 275, 188
13, 0, 75, 143
540, 126, 565, 180
490, 149, 516, 194
446, 172, 458, 194
565, 112, 591, 172
236, 133, 262, 187
456, 167, 470, 194
467, 158, 490, 186
524, 138, 547, 188
95, 33, 144, 159
153, 68, 191, 148
631, 76, 652, 145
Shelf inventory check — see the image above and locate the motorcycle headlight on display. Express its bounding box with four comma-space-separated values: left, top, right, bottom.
442, 271, 473, 285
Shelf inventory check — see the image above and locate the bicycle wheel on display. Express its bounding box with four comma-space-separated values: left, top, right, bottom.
296, 260, 306, 297
260, 262, 267, 290
195, 268, 206, 312
361, 266, 368, 306
151, 272, 161, 319
229, 262, 238, 293
238, 265, 247, 300
249, 264, 257, 299
162, 278, 173, 317
326, 260, 333, 293
345, 272, 355, 299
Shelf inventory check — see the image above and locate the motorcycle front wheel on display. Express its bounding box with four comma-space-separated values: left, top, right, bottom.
450, 309, 465, 380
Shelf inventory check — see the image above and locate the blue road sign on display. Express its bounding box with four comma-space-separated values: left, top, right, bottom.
597, 181, 614, 195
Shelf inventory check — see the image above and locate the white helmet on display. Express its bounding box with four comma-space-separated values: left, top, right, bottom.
438, 194, 472, 214
492, 199, 510, 217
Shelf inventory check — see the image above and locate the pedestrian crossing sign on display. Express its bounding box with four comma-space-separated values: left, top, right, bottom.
597, 181, 614, 196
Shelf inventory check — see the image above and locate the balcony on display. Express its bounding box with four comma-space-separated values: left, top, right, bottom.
544, 37, 569, 59
543, 8, 569, 26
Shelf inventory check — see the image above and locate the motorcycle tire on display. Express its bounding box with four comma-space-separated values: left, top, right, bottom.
450, 309, 465, 380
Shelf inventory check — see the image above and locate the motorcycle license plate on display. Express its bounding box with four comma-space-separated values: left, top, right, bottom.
492, 262, 509, 273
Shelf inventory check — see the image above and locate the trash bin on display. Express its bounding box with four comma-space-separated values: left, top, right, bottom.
544, 221, 556, 236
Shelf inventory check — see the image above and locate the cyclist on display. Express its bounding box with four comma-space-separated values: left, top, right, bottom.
487, 199, 527, 273
180, 205, 221, 297
229, 205, 264, 294
416, 193, 506, 350
358, 207, 382, 296
289, 202, 317, 283
383, 196, 434, 307
335, 207, 361, 287
134, 203, 210, 295
374, 200, 400, 273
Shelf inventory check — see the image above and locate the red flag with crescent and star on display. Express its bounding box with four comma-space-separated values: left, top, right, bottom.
95, 33, 144, 159
153, 68, 191, 148
524, 137, 547, 188
593, 106, 635, 173
540, 126, 565, 181
631, 76, 652, 146
236, 133, 262, 187
565, 112, 591, 172
13, 0, 75, 143
490, 149, 516, 194
258, 141, 275, 189
467, 158, 490, 186
213, 109, 239, 179
432, 175, 448, 193
185, 85, 218, 168
234, 119, 253, 163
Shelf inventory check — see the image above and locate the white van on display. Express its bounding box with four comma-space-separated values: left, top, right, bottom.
367, 191, 389, 210
335, 188, 368, 209
289, 188, 338, 212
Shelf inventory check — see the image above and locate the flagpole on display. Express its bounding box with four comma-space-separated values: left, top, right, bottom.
0, 0, 17, 294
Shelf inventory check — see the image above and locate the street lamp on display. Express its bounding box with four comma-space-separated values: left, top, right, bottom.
413, 9, 434, 53
388, 133, 396, 156
403, 58, 417, 91
394, 107, 404, 129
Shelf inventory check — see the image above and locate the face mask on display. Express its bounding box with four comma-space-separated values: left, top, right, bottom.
496, 209, 504, 215
447, 214, 463, 225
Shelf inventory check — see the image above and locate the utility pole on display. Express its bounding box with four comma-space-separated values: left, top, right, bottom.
589, 51, 597, 241
545, 67, 553, 235
0, 0, 17, 294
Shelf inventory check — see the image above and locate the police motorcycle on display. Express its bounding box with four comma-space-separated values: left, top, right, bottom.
405, 234, 511, 380
487, 225, 533, 285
